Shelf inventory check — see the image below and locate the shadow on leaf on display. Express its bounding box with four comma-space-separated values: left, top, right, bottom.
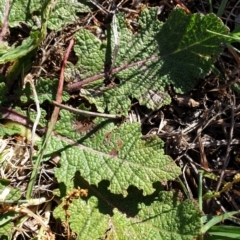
73, 171, 165, 217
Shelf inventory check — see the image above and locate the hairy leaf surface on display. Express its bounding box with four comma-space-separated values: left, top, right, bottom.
50, 110, 181, 195
54, 190, 201, 239
74, 7, 228, 115
0, 0, 90, 29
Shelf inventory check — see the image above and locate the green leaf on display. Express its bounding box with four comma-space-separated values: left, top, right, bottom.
54, 190, 201, 239
231, 82, 240, 95
19, 78, 70, 104
15, 78, 70, 128
0, 217, 14, 240
0, 212, 16, 227
0, 32, 40, 64
0, 83, 7, 102
47, 0, 91, 30
0, 180, 21, 202
1, 120, 42, 142
74, 7, 228, 115
207, 225, 240, 238
0, 183, 20, 239
0, 122, 21, 137
0, 0, 42, 27
49, 110, 181, 195
0, 0, 52, 64
202, 211, 240, 233
0, 42, 10, 56
12, 106, 47, 129
0, 0, 90, 30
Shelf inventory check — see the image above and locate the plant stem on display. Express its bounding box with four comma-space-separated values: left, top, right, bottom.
52, 101, 121, 119
198, 171, 203, 240
198, 171, 203, 212
66, 55, 159, 92
0, 0, 10, 41
26, 38, 74, 198
208, 0, 213, 13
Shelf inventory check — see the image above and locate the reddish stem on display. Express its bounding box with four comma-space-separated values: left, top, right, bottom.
51, 38, 75, 125
0, 0, 10, 42
57, 38, 75, 103
173, 0, 191, 14
44, 38, 75, 141
66, 55, 159, 92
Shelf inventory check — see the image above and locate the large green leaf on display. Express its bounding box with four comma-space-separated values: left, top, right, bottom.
54, 190, 201, 239
50, 109, 181, 196
73, 7, 228, 115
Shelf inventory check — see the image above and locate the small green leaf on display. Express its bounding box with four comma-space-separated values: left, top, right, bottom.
0, 33, 39, 64
231, 83, 240, 95
20, 78, 70, 104
0, 183, 20, 239
0, 42, 10, 56
0, 180, 21, 202
0, 0, 91, 30
0, 0, 42, 27
16, 78, 70, 127
47, 0, 91, 30
0, 83, 7, 102
0, 212, 16, 227
1, 120, 41, 142
0, 125, 20, 137
0, 0, 52, 64
0, 217, 14, 240
12, 106, 47, 129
